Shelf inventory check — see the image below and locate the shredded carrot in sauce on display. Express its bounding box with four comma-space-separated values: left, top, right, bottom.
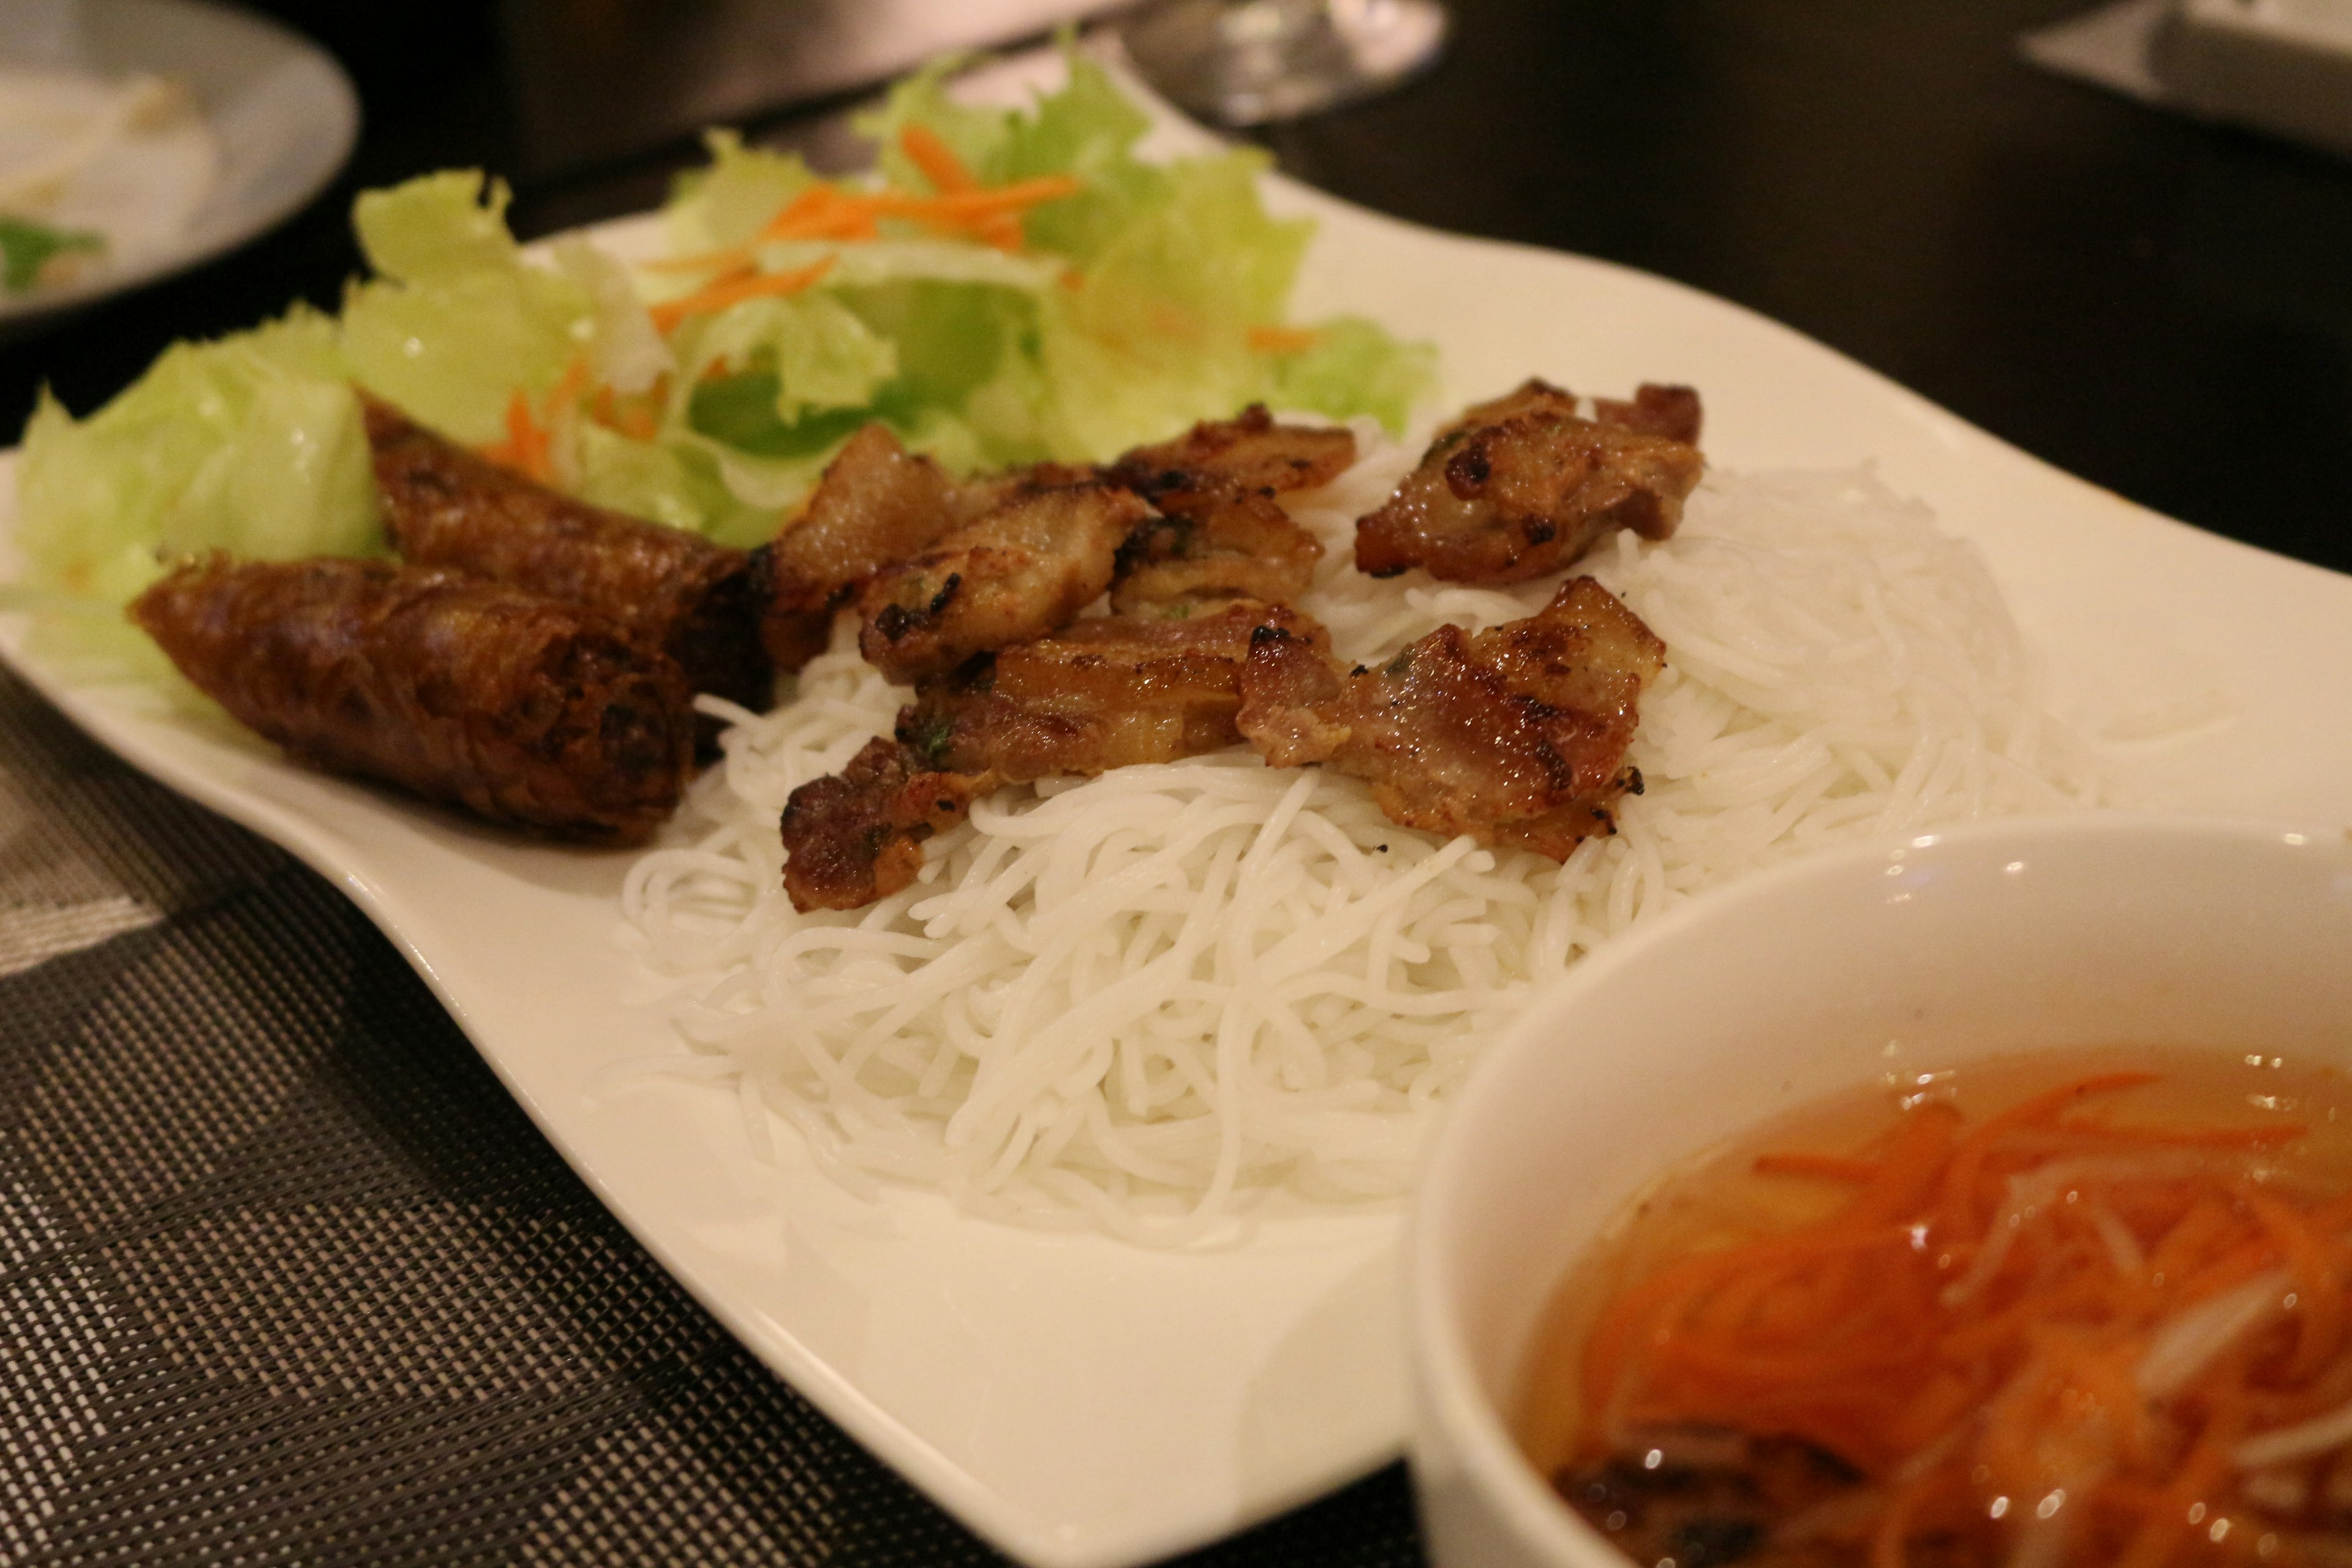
1562, 1071, 2352, 1568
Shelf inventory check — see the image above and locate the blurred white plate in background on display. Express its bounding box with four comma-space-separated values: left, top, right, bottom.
0, 0, 356, 328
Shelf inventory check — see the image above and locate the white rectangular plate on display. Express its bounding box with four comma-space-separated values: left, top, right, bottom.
5, 61, 2351, 1568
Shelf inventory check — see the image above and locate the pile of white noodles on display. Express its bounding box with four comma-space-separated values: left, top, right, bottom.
620, 424, 2107, 1241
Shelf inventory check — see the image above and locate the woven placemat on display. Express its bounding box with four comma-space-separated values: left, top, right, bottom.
0, 665, 1426, 1566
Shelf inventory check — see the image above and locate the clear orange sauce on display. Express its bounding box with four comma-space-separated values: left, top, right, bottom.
1519, 1048, 2352, 1568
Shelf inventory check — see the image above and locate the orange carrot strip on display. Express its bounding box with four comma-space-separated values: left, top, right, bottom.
2245, 1186, 2347, 1381
545, 354, 589, 415
1246, 324, 1322, 355
899, 124, 977, 194
479, 387, 552, 482
649, 255, 836, 333
905, 175, 1082, 215
2146, 1196, 2245, 1289
1580, 1246, 1757, 1419
1755, 1151, 1882, 1183
1839, 1102, 1965, 1230
1939, 1072, 2160, 1234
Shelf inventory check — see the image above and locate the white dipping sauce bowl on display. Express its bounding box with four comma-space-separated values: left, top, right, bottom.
1406, 814, 2352, 1568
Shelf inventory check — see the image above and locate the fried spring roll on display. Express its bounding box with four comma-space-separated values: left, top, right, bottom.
130, 557, 694, 844
361, 392, 774, 714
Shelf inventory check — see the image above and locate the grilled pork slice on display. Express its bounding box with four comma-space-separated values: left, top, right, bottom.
1110, 489, 1324, 613
1595, 382, 1703, 444
783, 601, 1326, 911
854, 470, 1150, 683
1237, 576, 1665, 857
779, 737, 986, 912
1110, 404, 1357, 513
903, 600, 1329, 779
1355, 379, 1705, 584
758, 423, 961, 671
1104, 405, 1343, 613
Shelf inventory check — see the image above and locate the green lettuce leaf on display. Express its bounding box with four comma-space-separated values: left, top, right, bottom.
341, 172, 595, 445
15, 306, 377, 605
665, 130, 820, 254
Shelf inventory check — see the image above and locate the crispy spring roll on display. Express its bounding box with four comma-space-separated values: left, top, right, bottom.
130, 556, 694, 844
361, 392, 773, 714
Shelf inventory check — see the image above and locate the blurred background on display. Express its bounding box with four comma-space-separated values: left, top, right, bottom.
4, 0, 2348, 571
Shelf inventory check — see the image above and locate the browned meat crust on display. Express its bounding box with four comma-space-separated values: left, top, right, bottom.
1102, 406, 1342, 614
758, 422, 962, 672
361, 391, 773, 714
1110, 404, 1357, 513
1236, 576, 1665, 857
1354, 379, 1705, 584
130, 556, 694, 844
854, 470, 1150, 683
784, 601, 1327, 911
1595, 382, 1703, 444
779, 736, 984, 911
1110, 489, 1323, 613
903, 600, 1327, 780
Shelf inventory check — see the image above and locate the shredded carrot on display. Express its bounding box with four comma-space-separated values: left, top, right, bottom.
648, 255, 836, 334
644, 167, 1082, 279
590, 376, 665, 442
479, 387, 552, 482
545, 353, 589, 413
884, 175, 1081, 217
1246, 324, 1321, 355
1754, 1150, 1883, 1183
764, 186, 883, 243
1564, 1069, 2352, 1568
477, 356, 592, 481
898, 124, 976, 195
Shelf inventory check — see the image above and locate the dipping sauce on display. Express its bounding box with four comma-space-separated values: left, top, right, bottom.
1519, 1050, 2352, 1568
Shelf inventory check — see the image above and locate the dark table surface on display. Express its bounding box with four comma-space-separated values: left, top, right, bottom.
4, 2, 2348, 1564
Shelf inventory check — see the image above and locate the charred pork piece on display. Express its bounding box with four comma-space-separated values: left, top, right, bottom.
362, 392, 773, 714
903, 600, 1330, 780
1596, 382, 1703, 445
780, 736, 985, 911
758, 422, 962, 672
1110, 489, 1324, 613
784, 601, 1329, 911
1237, 576, 1665, 857
854, 470, 1150, 684
1110, 404, 1358, 513
1438, 377, 1703, 445
132, 557, 693, 844
1554, 1430, 1866, 1568
1355, 379, 1705, 584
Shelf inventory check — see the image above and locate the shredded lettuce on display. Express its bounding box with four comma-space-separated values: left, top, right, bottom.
341, 172, 596, 445
13, 48, 1434, 612
664, 130, 819, 255
15, 306, 378, 603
